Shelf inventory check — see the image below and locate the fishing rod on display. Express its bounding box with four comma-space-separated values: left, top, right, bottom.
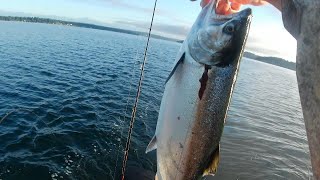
120, 0, 158, 179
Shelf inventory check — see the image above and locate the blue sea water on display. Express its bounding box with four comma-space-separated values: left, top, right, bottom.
0, 21, 312, 180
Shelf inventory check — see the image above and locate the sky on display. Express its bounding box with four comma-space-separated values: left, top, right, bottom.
0, 0, 297, 61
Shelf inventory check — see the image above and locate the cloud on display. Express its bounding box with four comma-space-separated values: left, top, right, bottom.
74, 0, 191, 24
153, 24, 189, 37
105, 0, 154, 14
65, 0, 155, 14
246, 30, 297, 61
113, 20, 190, 39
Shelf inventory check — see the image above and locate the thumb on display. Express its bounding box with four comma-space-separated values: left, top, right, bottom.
229, 0, 267, 6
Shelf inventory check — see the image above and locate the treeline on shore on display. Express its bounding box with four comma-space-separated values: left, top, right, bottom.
244, 52, 296, 71
0, 16, 180, 43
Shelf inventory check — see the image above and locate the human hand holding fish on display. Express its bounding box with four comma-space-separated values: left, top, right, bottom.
195, 0, 281, 14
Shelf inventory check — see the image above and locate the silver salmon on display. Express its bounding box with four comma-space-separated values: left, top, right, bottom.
146, 1, 252, 179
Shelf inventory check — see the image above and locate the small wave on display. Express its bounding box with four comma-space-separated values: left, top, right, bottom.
39, 70, 55, 77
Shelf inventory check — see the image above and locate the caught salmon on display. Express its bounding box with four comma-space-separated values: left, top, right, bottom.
146, 0, 252, 179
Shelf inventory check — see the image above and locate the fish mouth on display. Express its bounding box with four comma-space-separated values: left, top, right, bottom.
204, 0, 252, 21
212, 8, 252, 22
201, 0, 252, 23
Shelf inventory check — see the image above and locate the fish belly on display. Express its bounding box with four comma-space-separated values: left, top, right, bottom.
155, 56, 203, 180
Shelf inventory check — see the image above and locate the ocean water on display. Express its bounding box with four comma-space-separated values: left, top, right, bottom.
0, 21, 312, 180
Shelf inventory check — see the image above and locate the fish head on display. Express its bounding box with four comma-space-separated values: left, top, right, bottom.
188, 0, 252, 66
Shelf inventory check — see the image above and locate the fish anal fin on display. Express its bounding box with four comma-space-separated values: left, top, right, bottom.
145, 135, 157, 153
165, 53, 185, 84
203, 145, 220, 177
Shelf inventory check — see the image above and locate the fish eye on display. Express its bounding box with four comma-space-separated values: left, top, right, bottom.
225, 24, 234, 33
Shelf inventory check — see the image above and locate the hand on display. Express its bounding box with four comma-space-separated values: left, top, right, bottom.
198, 0, 281, 15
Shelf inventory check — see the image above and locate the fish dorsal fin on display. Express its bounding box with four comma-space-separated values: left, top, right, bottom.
145, 135, 157, 153
165, 53, 185, 84
203, 145, 220, 177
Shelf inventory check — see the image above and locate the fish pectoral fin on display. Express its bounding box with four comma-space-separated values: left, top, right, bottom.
165, 53, 185, 84
203, 145, 220, 177
145, 135, 157, 153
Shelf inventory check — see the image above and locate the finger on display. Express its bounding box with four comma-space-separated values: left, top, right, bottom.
219, 0, 230, 3
231, 2, 242, 10
229, 0, 251, 4
250, 0, 267, 6
225, 4, 241, 15
230, 0, 267, 6
217, 0, 241, 15
216, 1, 232, 15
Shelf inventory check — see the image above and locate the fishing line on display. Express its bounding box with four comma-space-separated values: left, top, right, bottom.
113, 48, 140, 179
120, 0, 158, 179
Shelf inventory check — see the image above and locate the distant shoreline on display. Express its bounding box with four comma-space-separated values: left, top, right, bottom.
243, 52, 296, 71
0, 16, 296, 71
0, 16, 182, 43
